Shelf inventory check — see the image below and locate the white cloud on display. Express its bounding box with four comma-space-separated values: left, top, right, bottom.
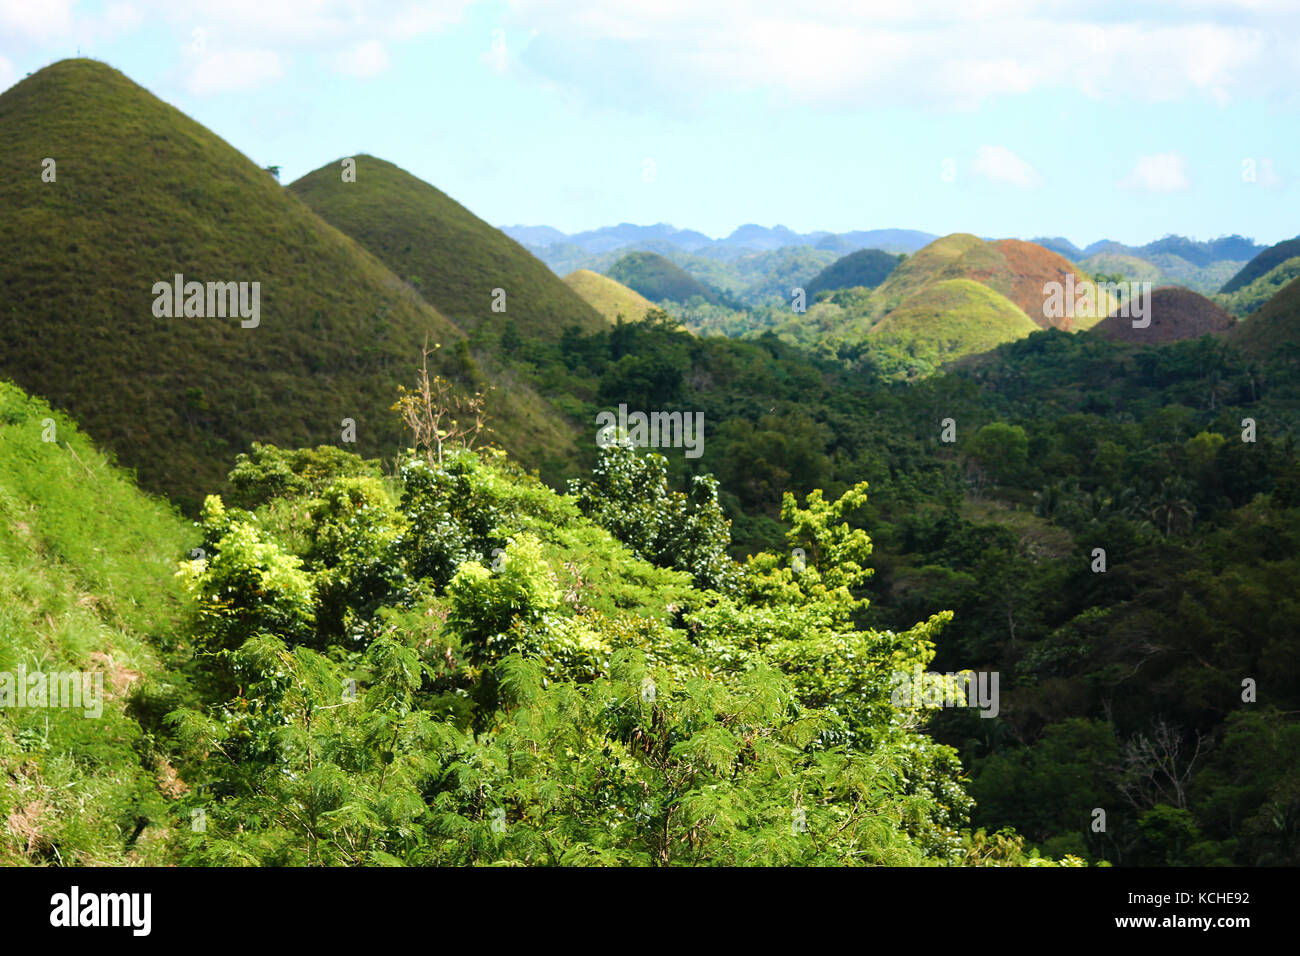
4, 1, 1297, 109
973, 145, 1043, 188
498, 0, 1295, 109
0, 2, 471, 94
334, 39, 389, 77
157, 2, 469, 90
0, 55, 15, 93
1121, 153, 1192, 192
155, 1, 470, 45
0, 0, 140, 63
0, 0, 73, 43
185, 48, 284, 95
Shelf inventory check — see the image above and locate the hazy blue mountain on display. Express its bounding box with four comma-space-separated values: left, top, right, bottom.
722, 223, 817, 250
1030, 236, 1084, 259
1080, 234, 1265, 266
501, 224, 568, 246
503, 222, 715, 254
507, 222, 939, 260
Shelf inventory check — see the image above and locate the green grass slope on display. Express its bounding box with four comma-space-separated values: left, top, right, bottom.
563, 269, 653, 322
1220, 235, 1300, 294
873, 233, 987, 309
0, 60, 573, 511
290, 155, 605, 338
805, 248, 901, 297
0, 380, 197, 864
868, 278, 1040, 366
606, 251, 729, 306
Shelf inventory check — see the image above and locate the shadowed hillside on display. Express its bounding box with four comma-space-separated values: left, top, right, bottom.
606, 251, 731, 306
1230, 276, 1300, 359
805, 248, 902, 297
1216, 255, 1300, 317
1220, 235, 1300, 294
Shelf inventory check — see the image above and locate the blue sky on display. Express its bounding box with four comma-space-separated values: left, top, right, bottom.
3, 0, 1298, 246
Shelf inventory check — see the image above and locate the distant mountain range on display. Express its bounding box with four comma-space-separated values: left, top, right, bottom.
501, 223, 941, 258
508, 225, 1272, 296
508, 224, 1268, 268
1030, 234, 1267, 266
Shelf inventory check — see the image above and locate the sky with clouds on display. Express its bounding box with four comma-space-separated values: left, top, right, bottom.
2, 0, 1298, 246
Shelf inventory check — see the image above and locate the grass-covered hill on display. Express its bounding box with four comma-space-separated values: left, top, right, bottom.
606, 251, 731, 306
805, 248, 902, 298
868, 278, 1040, 366
944, 238, 1105, 331
1230, 276, 1300, 359
1220, 235, 1300, 294
871, 233, 987, 308
289, 155, 605, 339
563, 269, 654, 322
0, 59, 574, 512
760, 236, 1098, 370
0, 381, 197, 865
871, 235, 1105, 331
1092, 286, 1235, 344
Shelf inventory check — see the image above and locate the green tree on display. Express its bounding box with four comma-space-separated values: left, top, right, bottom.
964, 422, 1029, 490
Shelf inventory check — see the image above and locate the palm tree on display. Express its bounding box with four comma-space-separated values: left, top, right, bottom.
1117, 485, 1145, 519
1148, 477, 1196, 537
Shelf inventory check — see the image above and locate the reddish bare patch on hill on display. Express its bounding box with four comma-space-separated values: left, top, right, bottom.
990, 240, 1085, 330
1093, 286, 1235, 344
937, 239, 1085, 330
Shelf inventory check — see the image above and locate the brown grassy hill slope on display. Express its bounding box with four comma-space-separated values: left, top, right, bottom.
1093, 287, 1235, 344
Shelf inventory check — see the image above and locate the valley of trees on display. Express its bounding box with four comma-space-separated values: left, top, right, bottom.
495, 311, 1300, 866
